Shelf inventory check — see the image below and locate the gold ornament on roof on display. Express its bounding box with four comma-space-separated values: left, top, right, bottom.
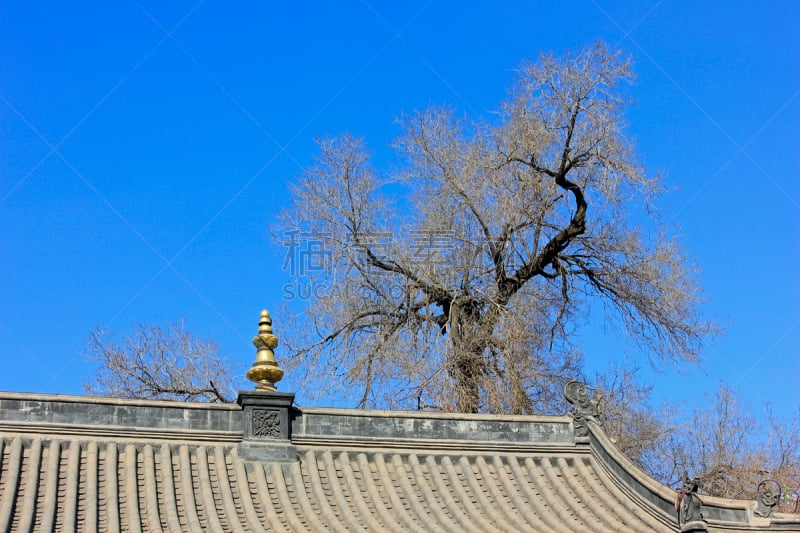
246, 309, 284, 391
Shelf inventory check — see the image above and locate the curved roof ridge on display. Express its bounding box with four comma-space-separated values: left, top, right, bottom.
585, 417, 800, 531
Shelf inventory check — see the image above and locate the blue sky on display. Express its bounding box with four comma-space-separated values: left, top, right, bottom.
1, 2, 798, 419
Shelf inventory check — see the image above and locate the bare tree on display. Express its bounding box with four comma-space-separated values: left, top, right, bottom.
84, 322, 237, 403
594, 372, 799, 503
628, 385, 800, 502
680, 386, 765, 499
278, 42, 715, 413
592, 365, 670, 471
762, 408, 800, 510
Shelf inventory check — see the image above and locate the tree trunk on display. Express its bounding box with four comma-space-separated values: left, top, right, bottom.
451, 348, 482, 413
447, 298, 484, 413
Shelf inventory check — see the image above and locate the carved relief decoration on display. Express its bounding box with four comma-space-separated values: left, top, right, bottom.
755, 480, 780, 518
252, 408, 281, 439
675, 472, 704, 526
563, 380, 604, 437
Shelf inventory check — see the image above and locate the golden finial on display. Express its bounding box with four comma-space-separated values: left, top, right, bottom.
246, 309, 284, 392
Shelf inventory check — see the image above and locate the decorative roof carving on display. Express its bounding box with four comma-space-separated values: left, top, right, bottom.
676, 472, 705, 528
252, 408, 282, 438
755, 480, 781, 518
563, 380, 604, 437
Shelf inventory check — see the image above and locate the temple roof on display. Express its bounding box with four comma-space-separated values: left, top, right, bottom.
1, 391, 798, 532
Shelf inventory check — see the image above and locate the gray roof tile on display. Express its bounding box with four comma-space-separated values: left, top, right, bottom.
1, 435, 671, 532
1, 392, 798, 532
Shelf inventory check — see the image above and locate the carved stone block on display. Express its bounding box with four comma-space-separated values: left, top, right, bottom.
237, 390, 295, 441
252, 408, 282, 439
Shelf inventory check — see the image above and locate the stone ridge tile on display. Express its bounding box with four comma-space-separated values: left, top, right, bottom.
294, 411, 573, 444
0, 397, 242, 433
